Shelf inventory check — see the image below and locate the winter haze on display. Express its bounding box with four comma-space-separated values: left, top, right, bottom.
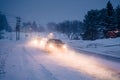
0, 0, 120, 80
0, 0, 119, 25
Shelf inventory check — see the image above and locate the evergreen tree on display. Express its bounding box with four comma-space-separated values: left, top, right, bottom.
0, 13, 11, 31
115, 5, 120, 29
83, 10, 99, 40
106, 0, 115, 30
82, 1, 120, 40
0, 13, 5, 31
106, 1, 114, 16
97, 9, 107, 38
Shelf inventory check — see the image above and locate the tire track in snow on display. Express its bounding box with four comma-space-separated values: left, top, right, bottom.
40, 64, 58, 80
22, 46, 59, 80
19, 46, 39, 80
0, 43, 14, 79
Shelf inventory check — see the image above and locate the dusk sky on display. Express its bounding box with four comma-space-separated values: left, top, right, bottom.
0, 0, 120, 26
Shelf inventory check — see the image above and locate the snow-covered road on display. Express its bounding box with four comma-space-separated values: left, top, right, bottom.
0, 40, 120, 80
0, 41, 94, 80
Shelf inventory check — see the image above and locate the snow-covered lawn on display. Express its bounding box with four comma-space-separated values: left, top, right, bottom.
66, 37, 120, 58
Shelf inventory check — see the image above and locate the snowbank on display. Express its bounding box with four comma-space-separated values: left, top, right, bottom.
66, 37, 120, 58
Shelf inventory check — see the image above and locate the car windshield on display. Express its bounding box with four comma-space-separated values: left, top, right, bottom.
48, 39, 63, 44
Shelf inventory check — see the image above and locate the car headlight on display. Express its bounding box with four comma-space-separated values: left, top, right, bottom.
32, 39, 38, 45
49, 44, 54, 48
63, 45, 67, 49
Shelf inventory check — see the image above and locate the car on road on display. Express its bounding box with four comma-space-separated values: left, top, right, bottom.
45, 39, 67, 53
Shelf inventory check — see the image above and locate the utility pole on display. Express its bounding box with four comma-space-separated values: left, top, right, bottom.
16, 17, 21, 40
